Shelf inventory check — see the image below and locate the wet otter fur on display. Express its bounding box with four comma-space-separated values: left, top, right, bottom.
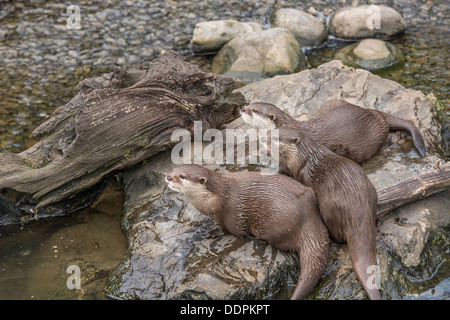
166, 164, 330, 300
241, 99, 426, 164
266, 127, 381, 300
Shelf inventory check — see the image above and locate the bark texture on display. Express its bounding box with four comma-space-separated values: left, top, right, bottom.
377, 162, 450, 216
0, 51, 245, 209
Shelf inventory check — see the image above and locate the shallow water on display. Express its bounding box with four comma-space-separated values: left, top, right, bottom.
0, 180, 126, 299
0, 0, 448, 299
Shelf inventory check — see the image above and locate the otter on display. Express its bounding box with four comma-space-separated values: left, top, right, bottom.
241, 99, 426, 164
265, 127, 381, 300
166, 164, 330, 300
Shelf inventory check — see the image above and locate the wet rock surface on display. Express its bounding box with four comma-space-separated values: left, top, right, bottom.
211, 28, 307, 83
106, 61, 448, 300
317, 187, 449, 300
334, 39, 405, 70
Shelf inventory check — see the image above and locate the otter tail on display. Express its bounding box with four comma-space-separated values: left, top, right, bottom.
383, 112, 426, 157
291, 226, 329, 300
346, 232, 382, 300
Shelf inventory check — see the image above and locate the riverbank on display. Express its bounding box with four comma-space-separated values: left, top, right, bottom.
0, 0, 448, 300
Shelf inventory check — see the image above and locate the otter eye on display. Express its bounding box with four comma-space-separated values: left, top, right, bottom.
180, 175, 186, 179
253, 109, 259, 114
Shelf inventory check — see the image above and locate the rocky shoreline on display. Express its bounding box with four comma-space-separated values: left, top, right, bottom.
0, 0, 448, 300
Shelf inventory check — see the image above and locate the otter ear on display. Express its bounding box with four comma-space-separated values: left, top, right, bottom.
293, 137, 300, 145
199, 177, 207, 185
269, 114, 276, 122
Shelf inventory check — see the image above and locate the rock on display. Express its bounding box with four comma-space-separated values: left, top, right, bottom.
353, 39, 392, 60
270, 8, 327, 47
192, 20, 263, 53
318, 190, 449, 300
379, 191, 449, 270
67, 50, 79, 58
106, 60, 448, 300
212, 28, 307, 83
329, 5, 407, 40
334, 39, 405, 70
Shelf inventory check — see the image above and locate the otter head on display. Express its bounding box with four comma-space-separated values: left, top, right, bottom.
240, 102, 287, 129
166, 164, 209, 196
266, 127, 306, 173
277, 127, 302, 151
262, 127, 301, 157
166, 164, 221, 215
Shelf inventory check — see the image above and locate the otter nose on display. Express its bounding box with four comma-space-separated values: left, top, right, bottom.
241, 106, 246, 113
167, 175, 173, 181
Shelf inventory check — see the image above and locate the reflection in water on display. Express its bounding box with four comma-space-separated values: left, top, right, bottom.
0, 179, 126, 300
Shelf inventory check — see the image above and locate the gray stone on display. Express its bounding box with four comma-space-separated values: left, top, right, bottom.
329, 5, 407, 40
313, 189, 449, 300
334, 39, 405, 70
212, 28, 307, 83
271, 8, 327, 47
192, 20, 263, 53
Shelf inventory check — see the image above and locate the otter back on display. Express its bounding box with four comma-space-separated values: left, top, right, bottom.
276, 127, 381, 300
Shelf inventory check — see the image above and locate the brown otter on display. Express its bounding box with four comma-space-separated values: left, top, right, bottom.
241, 99, 426, 164
265, 127, 381, 300
166, 164, 330, 300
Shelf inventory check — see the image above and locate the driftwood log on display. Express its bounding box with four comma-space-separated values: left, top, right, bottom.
0, 51, 245, 210
376, 162, 450, 217
0, 50, 448, 224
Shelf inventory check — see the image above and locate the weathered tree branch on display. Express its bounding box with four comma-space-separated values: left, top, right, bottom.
0, 51, 245, 210
377, 162, 450, 216
0, 51, 448, 225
